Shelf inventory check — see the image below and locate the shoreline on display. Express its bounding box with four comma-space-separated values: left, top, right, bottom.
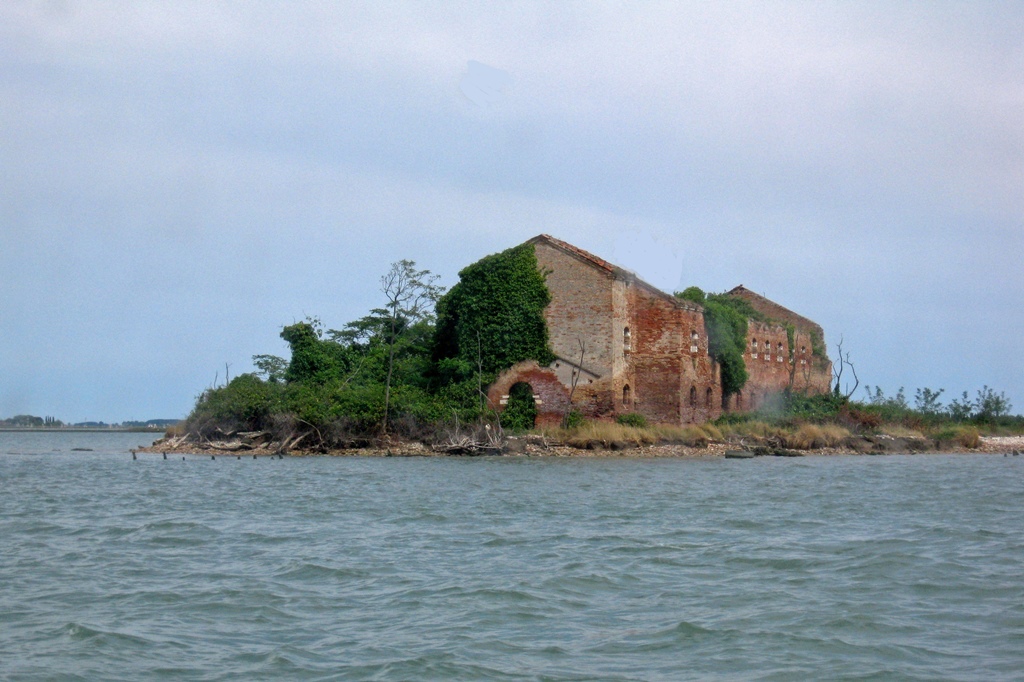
139, 435, 1024, 459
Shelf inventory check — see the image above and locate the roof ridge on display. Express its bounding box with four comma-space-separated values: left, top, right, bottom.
531, 234, 614, 273
528, 234, 702, 312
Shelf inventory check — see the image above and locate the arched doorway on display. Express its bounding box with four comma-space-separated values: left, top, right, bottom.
501, 382, 537, 430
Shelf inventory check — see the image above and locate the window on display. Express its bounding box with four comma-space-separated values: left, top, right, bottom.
778, 343, 784, 362
751, 339, 758, 359
690, 330, 699, 354
622, 384, 631, 405
706, 387, 713, 407
689, 386, 697, 407
623, 327, 631, 352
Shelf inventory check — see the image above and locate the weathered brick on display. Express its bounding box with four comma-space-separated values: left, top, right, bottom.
489, 236, 832, 425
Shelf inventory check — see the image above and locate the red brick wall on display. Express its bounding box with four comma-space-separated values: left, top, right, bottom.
735, 322, 833, 412
491, 238, 829, 426
487, 361, 570, 428
623, 283, 721, 425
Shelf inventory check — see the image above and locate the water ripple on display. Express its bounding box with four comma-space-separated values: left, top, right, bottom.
2, 438, 1024, 680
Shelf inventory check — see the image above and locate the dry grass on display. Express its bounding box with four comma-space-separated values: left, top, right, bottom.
783, 424, 851, 450
539, 421, 725, 448
717, 420, 789, 442
540, 419, 858, 451
878, 424, 926, 439
164, 422, 186, 438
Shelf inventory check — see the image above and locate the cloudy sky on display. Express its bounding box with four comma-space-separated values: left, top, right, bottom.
2, 1, 1021, 422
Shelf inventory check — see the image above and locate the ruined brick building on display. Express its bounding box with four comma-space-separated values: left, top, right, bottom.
488, 235, 832, 426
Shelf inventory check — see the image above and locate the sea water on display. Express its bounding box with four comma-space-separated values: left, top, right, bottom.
1, 431, 1023, 681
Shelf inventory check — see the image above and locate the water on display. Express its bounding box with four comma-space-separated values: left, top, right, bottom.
2, 432, 1023, 681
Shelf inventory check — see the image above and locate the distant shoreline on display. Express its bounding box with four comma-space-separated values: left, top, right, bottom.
0, 427, 168, 433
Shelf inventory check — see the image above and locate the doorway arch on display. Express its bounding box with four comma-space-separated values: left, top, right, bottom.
501, 382, 537, 430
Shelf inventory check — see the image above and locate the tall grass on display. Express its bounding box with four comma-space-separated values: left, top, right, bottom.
539, 421, 722, 447
782, 424, 850, 449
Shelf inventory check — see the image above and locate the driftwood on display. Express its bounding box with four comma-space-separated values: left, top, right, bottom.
277, 433, 306, 454
207, 441, 255, 452
432, 418, 505, 455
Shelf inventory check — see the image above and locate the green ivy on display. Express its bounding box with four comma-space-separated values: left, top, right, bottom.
432, 244, 555, 381
809, 329, 827, 360
500, 382, 538, 430
679, 291, 750, 399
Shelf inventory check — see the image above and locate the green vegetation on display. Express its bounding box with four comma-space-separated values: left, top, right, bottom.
181, 246, 557, 449
675, 287, 749, 401
177, 245, 1021, 453
615, 412, 648, 427
0, 415, 61, 427
432, 243, 554, 381
501, 382, 538, 431
712, 386, 1022, 441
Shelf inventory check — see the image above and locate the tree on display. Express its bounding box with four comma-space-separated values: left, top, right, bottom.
831, 336, 859, 399
914, 387, 945, 414
377, 260, 443, 433
280, 318, 347, 384
252, 354, 288, 383
562, 338, 587, 428
974, 385, 1012, 422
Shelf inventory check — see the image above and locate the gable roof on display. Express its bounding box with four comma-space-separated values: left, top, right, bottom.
726, 285, 823, 335
527, 234, 702, 312
527, 234, 615, 274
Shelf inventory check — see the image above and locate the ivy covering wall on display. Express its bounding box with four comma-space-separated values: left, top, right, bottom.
431, 243, 555, 383
676, 287, 750, 400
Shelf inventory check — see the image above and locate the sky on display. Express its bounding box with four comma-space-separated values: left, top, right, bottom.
2, 1, 1022, 422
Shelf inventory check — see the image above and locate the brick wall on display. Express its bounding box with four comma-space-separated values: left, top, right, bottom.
487, 361, 570, 428
488, 236, 829, 427
534, 241, 617, 377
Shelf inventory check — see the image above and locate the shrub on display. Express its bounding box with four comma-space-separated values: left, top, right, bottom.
563, 410, 585, 429
500, 382, 538, 431
616, 412, 648, 427
185, 374, 283, 436
932, 425, 981, 448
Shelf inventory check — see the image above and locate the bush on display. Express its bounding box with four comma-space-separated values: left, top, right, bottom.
500, 382, 537, 431
185, 374, 283, 436
563, 410, 585, 429
616, 413, 648, 427
932, 425, 981, 448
